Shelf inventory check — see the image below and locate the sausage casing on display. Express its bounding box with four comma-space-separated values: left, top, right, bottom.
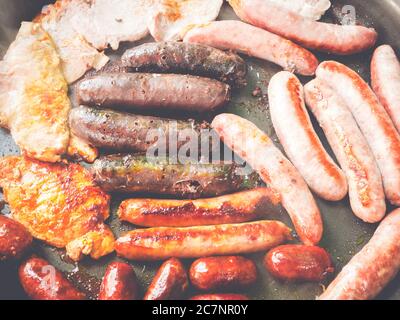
212, 113, 322, 245
19, 257, 85, 300
228, 0, 377, 55
118, 187, 280, 227
189, 256, 257, 291
115, 220, 292, 260
264, 245, 333, 282
183, 20, 318, 76
77, 73, 231, 112
319, 209, 400, 300
371, 45, 400, 133
98, 262, 139, 300
70, 105, 208, 153
268, 71, 347, 201
0, 215, 32, 261
91, 154, 261, 198
316, 61, 400, 206
122, 42, 247, 88
304, 79, 386, 223
144, 258, 188, 300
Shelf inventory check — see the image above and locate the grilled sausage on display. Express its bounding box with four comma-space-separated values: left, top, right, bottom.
319, 208, 400, 300
212, 113, 322, 245
19, 257, 85, 300
316, 61, 400, 206
0, 215, 32, 261
183, 20, 318, 76
91, 154, 261, 198
144, 258, 188, 300
115, 220, 292, 260
304, 79, 386, 223
371, 45, 400, 133
70, 106, 209, 153
189, 256, 257, 291
98, 262, 139, 300
190, 294, 249, 300
268, 71, 347, 201
118, 187, 280, 227
122, 42, 247, 88
228, 0, 377, 55
77, 73, 230, 112
264, 245, 333, 282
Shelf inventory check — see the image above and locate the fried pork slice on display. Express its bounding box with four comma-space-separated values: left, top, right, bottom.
148, 0, 224, 41
0, 22, 70, 163
267, 0, 331, 20
67, 134, 99, 163
34, 0, 109, 83
71, 0, 155, 50
0, 156, 115, 261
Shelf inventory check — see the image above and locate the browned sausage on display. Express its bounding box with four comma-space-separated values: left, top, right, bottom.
118, 188, 281, 227
98, 262, 139, 300
0, 215, 32, 260
189, 256, 257, 291
264, 245, 333, 282
19, 257, 85, 300
77, 73, 231, 112
144, 258, 188, 300
190, 294, 249, 300
115, 220, 292, 260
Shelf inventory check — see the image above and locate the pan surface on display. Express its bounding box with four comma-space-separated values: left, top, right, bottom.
0, 0, 400, 300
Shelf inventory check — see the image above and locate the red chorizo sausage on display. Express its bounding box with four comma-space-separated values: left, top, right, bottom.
189, 256, 257, 291
0, 215, 32, 260
98, 262, 139, 300
264, 245, 333, 282
19, 257, 85, 300
144, 258, 188, 300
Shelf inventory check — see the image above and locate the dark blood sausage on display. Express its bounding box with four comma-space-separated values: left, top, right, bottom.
0, 215, 32, 261
91, 154, 262, 198
118, 187, 280, 227
98, 262, 139, 300
115, 220, 292, 260
121, 42, 247, 88
19, 257, 86, 300
264, 245, 333, 282
77, 73, 231, 112
319, 209, 400, 300
144, 258, 188, 300
69, 106, 209, 153
189, 256, 257, 291
190, 294, 249, 300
